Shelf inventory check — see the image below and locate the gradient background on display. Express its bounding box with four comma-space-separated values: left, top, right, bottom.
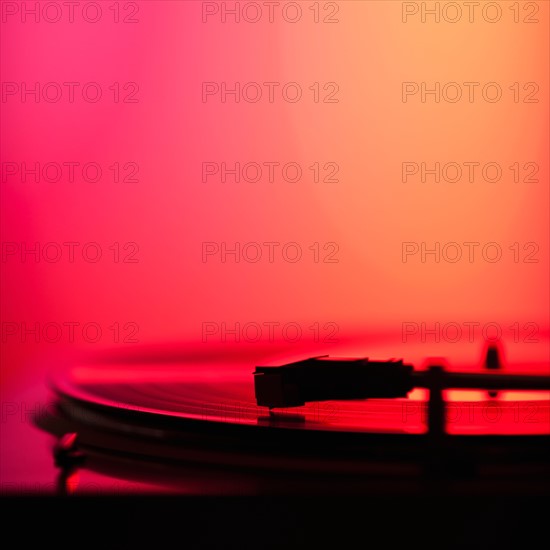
1, 1, 549, 489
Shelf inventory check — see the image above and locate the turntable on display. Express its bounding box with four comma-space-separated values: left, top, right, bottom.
25, 343, 550, 496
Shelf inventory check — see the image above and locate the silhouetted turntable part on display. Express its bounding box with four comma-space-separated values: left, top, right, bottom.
30, 358, 550, 495
36, 400, 550, 495
484, 345, 503, 398
253, 355, 550, 439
